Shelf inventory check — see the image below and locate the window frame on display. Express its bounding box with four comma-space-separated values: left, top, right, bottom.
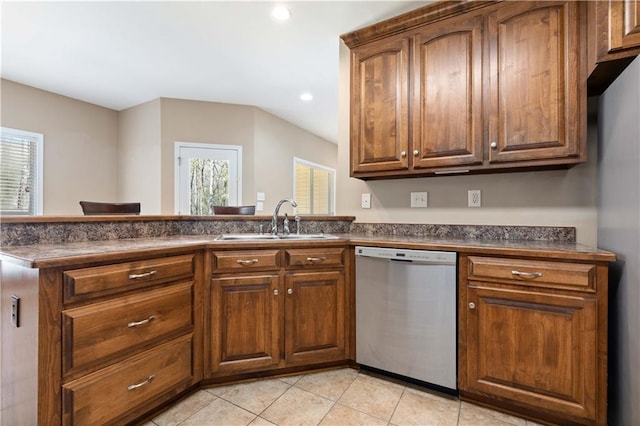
0, 126, 44, 216
292, 157, 336, 216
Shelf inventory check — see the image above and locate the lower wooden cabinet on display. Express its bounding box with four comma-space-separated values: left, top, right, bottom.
458, 255, 607, 425
62, 334, 194, 425
285, 270, 345, 365
207, 246, 349, 377
209, 274, 281, 374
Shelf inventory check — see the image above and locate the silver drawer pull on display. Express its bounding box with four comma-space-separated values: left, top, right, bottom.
511, 270, 543, 278
127, 315, 156, 328
287, 288, 293, 295
306, 257, 326, 263
128, 270, 157, 280
127, 374, 155, 391
236, 259, 259, 266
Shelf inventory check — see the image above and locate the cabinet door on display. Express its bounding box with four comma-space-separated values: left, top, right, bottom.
460, 284, 598, 423
609, 0, 640, 51
284, 271, 345, 365
488, 1, 584, 164
351, 36, 410, 174
209, 274, 281, 375
412, 14, 484, 169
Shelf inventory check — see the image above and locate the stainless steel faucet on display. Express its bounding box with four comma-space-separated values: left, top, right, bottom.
271, 198, 297, 235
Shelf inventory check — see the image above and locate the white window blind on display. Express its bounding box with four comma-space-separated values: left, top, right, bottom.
293, 158, 335, 215
0, 127, 44, 215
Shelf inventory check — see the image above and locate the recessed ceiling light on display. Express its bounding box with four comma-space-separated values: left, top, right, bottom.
300, 92, 313, 101
271, 5, 291, 21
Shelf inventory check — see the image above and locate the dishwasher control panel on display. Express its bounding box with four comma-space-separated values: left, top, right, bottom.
355, 246, 456, 264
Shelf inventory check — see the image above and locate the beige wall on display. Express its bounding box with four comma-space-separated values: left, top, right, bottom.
336, 42, 598, 245
0, 79, 119, 215
159, 98, 257, 214
118, 99, 162, 214
0, 82, 337, 216
254, 108, 338, 214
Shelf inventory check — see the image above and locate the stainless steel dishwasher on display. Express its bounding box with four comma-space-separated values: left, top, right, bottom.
355, 246, 457, 392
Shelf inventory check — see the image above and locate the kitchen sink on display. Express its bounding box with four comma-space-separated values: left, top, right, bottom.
214, 233, 338, 241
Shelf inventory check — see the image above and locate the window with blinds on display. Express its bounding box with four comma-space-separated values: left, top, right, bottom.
293, 157, 335, 215
0, 127, 44, 215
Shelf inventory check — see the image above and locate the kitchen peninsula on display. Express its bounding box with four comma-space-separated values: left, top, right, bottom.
0, 215, 614, 425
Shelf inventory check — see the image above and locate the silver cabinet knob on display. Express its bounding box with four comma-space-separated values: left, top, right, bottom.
413, 150, 419, 156
400, 151, 407, 157
469, 302, 476, 309
490, 141, 498, 149
273, 289, 279, 296
287, 288, 293, 295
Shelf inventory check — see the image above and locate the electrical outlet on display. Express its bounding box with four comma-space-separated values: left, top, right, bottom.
468, 190, 481, 207
11, 295, 20, 327
361, 193, 371, 209
410, 192, 428, 208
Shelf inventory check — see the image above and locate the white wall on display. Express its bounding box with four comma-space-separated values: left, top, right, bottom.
597, 56, 640, 425
336, 42, 599, 245
0, 79, 119, 215
118, 99, 162, 214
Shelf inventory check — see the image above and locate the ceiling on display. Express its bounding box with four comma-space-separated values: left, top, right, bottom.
1, 1, 430, 143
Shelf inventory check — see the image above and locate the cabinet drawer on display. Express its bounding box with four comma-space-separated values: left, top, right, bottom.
63, 254, 195, 303
285, 248, 345, 269
467, 256, 595, 291
212, 250, 280, 272
62, 282, 193, 375
62, 334, 193, 426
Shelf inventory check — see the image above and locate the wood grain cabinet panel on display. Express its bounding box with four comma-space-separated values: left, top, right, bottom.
458, 253, 607, 425
285, 270, 346, 365
209, 274, 281, 375
63, 254, 195, 303
609, 0, 640, 51
212, 250, 280, 272
343, 0, 587, 179
467, 256, 595, 292
350, 36, 410, 173
463, 285, 597, 422
285, 248, 345, 269
62, 334, 194, 426
488, 1, 583, 164
207, 246, 350, 377
62, 282, 193, 376
411, 14, 484, 169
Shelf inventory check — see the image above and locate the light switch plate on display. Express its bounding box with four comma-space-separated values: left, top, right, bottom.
361, 193, 371, 209
256, 201, 264, 211
256, 192, 266, 201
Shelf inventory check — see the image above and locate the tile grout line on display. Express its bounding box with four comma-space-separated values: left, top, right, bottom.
309, 370, 361, 425
172, 391, 221, 426
386, 385, 407, 425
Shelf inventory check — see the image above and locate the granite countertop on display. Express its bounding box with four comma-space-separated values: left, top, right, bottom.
0, 233, 616, 269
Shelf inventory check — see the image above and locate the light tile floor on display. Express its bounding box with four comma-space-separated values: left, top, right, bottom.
142, 368, 543, 426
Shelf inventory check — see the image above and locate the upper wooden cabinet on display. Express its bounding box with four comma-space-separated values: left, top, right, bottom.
487, 1, 583, 164
412, 13, 484, 169
588, 0, 640, 93
343, 1, 587, 179
351, 36, 409, 173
